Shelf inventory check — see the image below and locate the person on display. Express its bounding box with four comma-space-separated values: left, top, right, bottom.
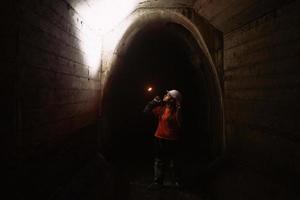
143, 90, 183, 190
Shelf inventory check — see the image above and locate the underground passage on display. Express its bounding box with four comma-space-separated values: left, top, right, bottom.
102, 21, 222, 164
2, 0, 300, 200
100, 21, 224, 193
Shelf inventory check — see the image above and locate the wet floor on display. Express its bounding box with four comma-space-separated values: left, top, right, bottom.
119, 157, 210, 200
130, 183, 205, 200
50, 153, 297, 200
51, 154, 209, 200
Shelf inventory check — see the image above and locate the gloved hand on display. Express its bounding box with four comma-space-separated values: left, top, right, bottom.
153, 96, 161, 103
143, 96, 161, 113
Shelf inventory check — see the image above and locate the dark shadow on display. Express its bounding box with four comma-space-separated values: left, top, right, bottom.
102, 22, 218, 199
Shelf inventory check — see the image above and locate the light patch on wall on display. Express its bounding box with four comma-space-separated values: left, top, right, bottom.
76, 25, 102, 78
74, 0, 138, 77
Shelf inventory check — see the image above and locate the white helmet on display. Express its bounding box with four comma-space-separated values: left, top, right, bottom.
167, 90, 182, 103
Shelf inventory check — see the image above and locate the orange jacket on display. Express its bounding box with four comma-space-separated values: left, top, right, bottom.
152, 105, 181, 140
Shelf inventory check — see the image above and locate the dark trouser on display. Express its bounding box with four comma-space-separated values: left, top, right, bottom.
153, 138, 181, 184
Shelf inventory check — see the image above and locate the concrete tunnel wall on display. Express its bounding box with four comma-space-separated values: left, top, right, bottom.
4, 0, 103, 198
219, 1, 300, 178
2, 2, 223, 199
2, 0, 300, 199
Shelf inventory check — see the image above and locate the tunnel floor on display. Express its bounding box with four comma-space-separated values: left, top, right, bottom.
124, 159, 208, 200
50, 153, 296, 200
52, 154, 208, 200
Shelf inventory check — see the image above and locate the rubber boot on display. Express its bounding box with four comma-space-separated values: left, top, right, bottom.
148, 158, 164, 190
170, 160, 182, 189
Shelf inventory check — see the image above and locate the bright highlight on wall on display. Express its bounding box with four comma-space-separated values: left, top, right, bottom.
74, 0, 138, 77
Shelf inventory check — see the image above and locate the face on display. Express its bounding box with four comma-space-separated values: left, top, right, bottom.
163, 93, 172, 102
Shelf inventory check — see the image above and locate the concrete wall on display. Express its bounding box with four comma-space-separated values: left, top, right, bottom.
1, 1, 18, 161
5, 0, 101, 198
17, 1, 100, 157
194, 0, 293, 34
223, 1, 300, 176
100, 7, 223, 103
17, 0, 101, 159
5, 0, 299, 198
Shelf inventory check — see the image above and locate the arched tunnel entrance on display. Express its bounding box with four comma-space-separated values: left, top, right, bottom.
101, 20, 224, 183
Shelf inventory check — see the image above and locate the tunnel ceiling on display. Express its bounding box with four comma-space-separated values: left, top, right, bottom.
136, 0, 289, 33
137, 0, 197, 7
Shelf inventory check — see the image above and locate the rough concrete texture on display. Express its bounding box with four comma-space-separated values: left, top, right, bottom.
1, 0, 300, 200
224, 0, 300, 177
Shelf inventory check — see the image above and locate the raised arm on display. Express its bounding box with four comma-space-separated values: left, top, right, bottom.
143, 96, 161, 114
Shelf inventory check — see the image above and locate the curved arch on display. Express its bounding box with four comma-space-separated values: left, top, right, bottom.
101, 9, 225, 159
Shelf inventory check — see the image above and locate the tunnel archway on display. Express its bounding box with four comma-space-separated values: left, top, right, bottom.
101, 12, 224, 179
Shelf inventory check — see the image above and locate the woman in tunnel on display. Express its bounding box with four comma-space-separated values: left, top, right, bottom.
143, 90, 183, 190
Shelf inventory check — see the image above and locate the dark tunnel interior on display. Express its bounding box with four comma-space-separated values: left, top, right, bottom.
4, 1, 299, 199
102, 23, 214, 180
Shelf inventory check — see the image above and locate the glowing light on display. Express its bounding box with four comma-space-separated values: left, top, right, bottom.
147, 87, 153, 92
74, 0, 138, 77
